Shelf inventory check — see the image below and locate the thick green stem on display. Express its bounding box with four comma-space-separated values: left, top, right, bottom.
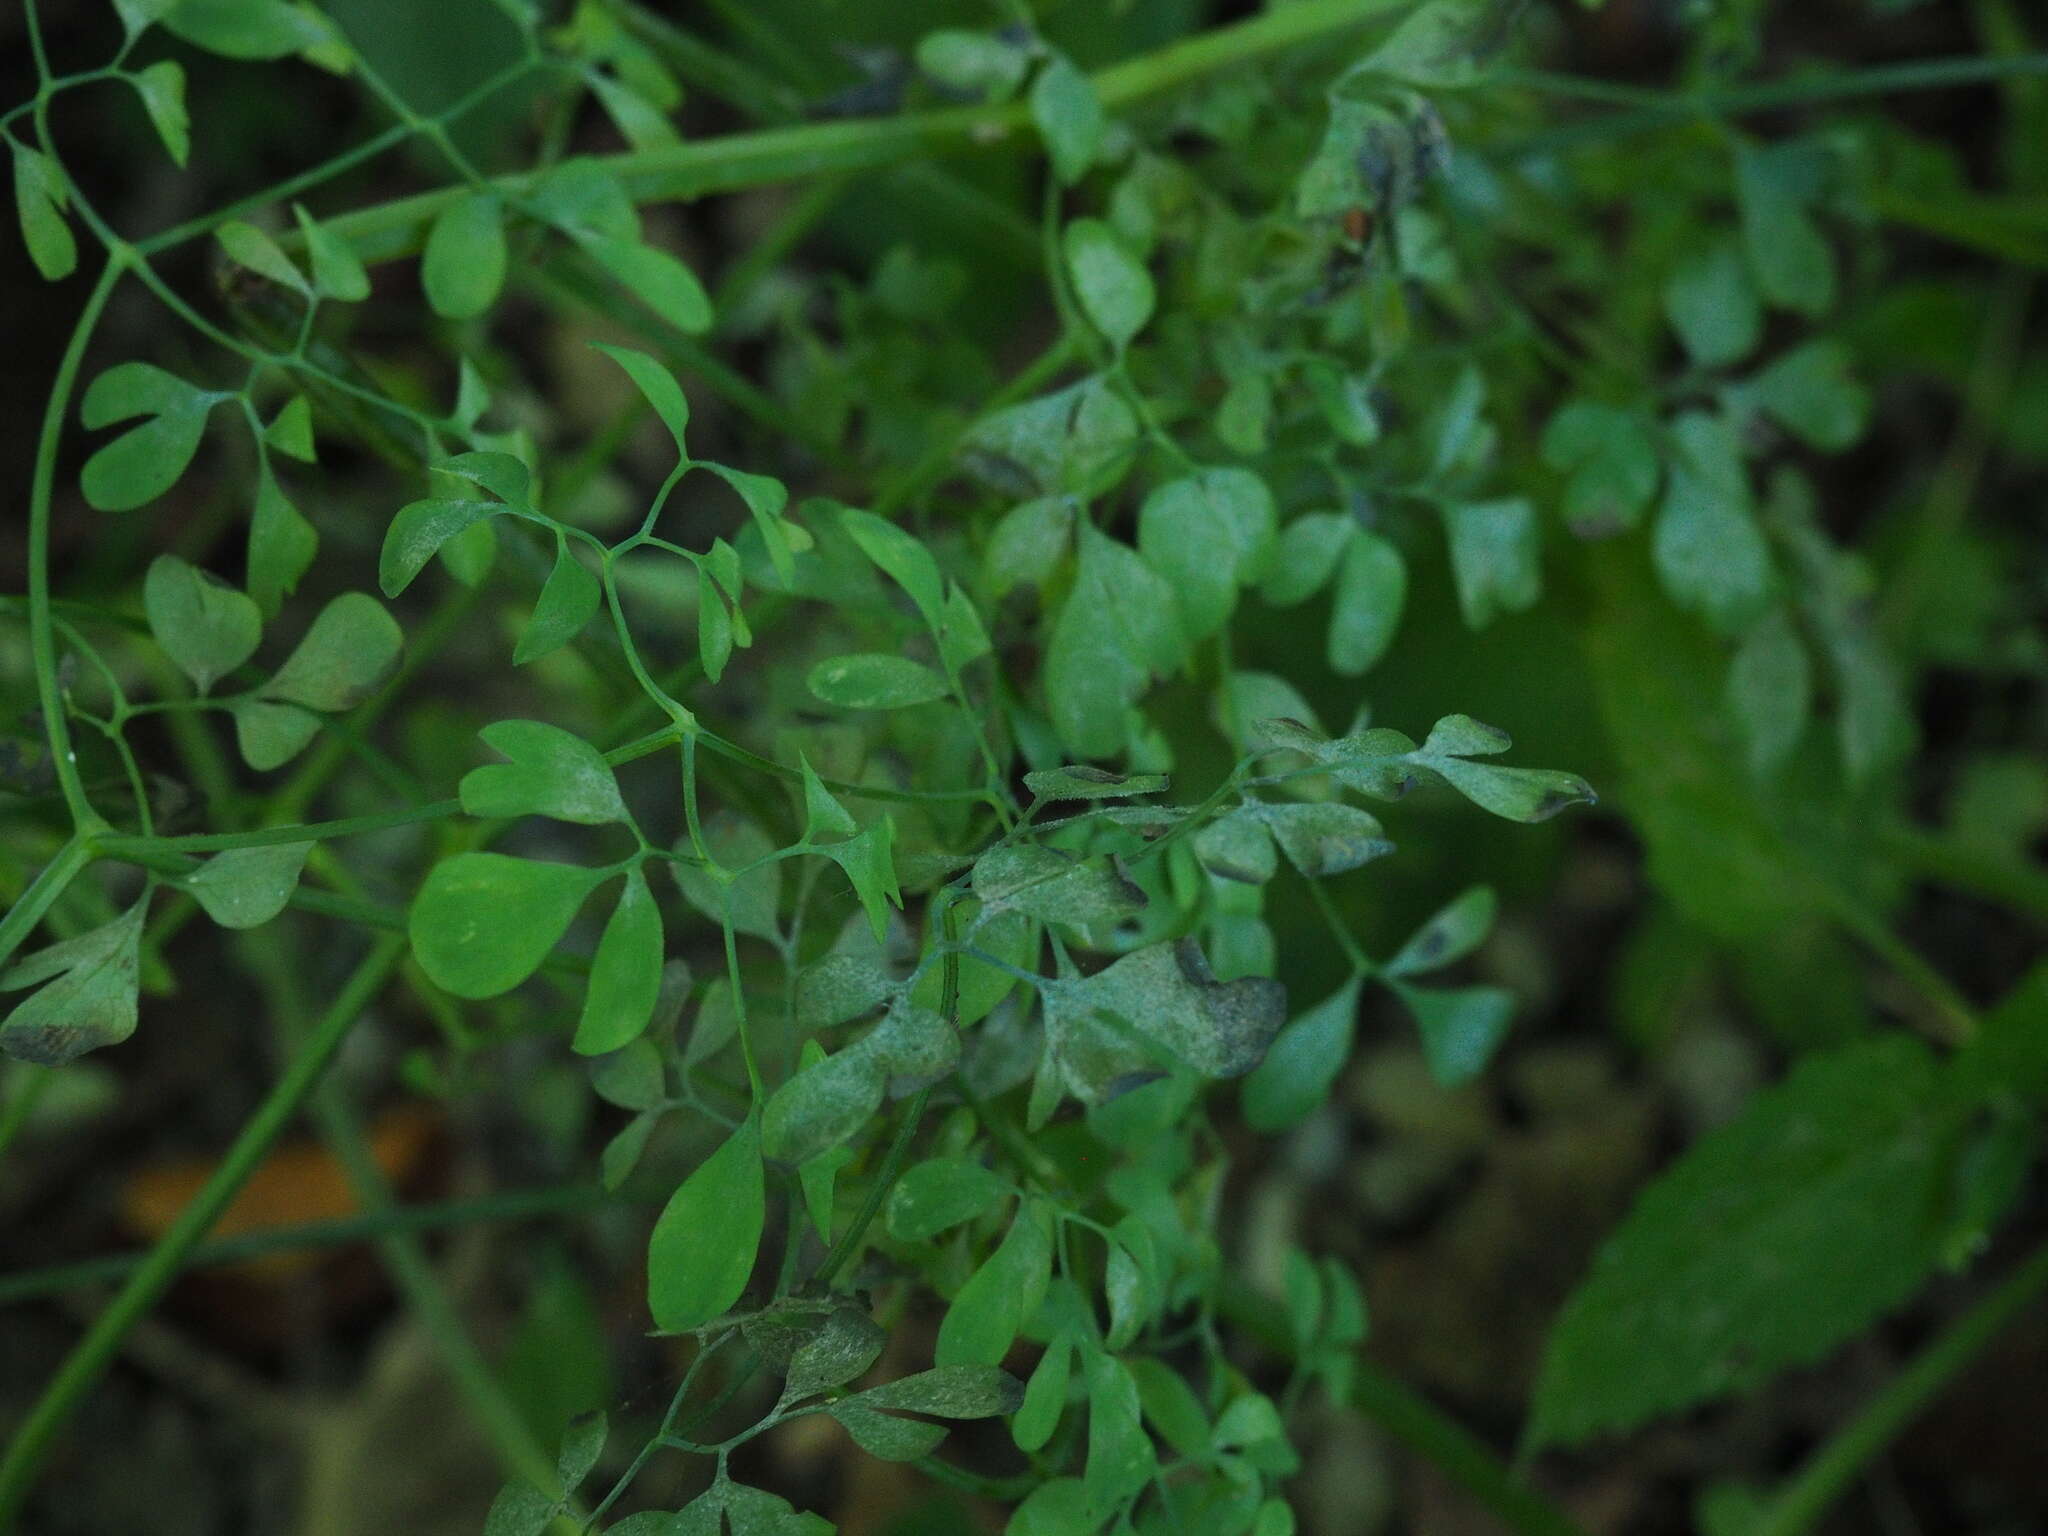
0, 833, 97, 974
0, 937, 403, 1531
1215, 1278, 1590, 1536
1757, 1240, 2048, 1536
312, 0, 1411, 264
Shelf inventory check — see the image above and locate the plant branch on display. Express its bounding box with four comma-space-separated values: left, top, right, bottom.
309, 0, 1412, 265
0, 937, 404, 1530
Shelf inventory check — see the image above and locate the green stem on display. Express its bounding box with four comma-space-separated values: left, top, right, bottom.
26, 258, 123, 834
304, 1081, 571, 1508
1506, 51, 2048, 155
1215, 1278, 1590, 1536
312, 0, 1412, 264
0, 1184, 603, 1307
812, 1087, 931, 1289
0, 833, 97, 974
0, 937, 403, 1531
1757, 1240, 2048, 1536
1881, 824, 2048, 927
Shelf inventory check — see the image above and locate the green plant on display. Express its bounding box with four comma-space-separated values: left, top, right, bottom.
3, 1, 2045, 1533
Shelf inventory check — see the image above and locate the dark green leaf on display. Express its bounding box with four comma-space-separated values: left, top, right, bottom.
1384, 885, 1495, 976
0, 901, 147, 1065
461, 719, 626, 825
935, 1204, 1052, 1367
575, 868, 663, 1055
183, 841, 310, 929
217, 219, 308, 294
380, 499, 506, 597
1736, 142, 1835, 316
1083, 1350, 1153, 1510
231, 698, 320, 771
1747, 340, 1870, 451
1391, 980, 1514, 1087
648, 1114, 764, 1331
762, 1047, 885, 1167
859, 1363, 1025, 1418
1240, 978, 1362, 1133
1443, 498, 1539, 629
1023, 766, 1169, 802
1530, 1036, 1965, 1447
293, 203, 370, 302
129, 60, 191, 166
1031, 54, 1104, 186
144, 554, 260, 693
161, 0, 332, 60
1138, 468, 1276, 642
1013, 1333, 1074, 1454
1063, 218, 1154, 351
263, 592, 401, 712
1664, 239, 1760, 369
517, 540, 603, 664
1258, 512, 1353, 608
1653, 413, 1773, 634
11, 141, 76, 282
1045, 525, 1183, 758
592, 342, 690, 459
578, 232, 712, 335
831, 1400, 947, 1462
410, 853, 602, 998
886, 1157, 1009, 1242
807, 653, 950, 710
590, 1037, 665, 1111
247, 465, 317, 616
263, 396, 315, 463
1328, 529, 1406, 675
1541, 400, 1660, 538
79, 361, 219, 512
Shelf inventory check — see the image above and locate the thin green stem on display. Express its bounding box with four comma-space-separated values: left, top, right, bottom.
0, 937, 403, 1530
25, 258, 123, 834
1504, 51, 2048, 156
1757, 1240, 2048, 1536
0, 1184, 604, 1306
812, 1087, 932, 1289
